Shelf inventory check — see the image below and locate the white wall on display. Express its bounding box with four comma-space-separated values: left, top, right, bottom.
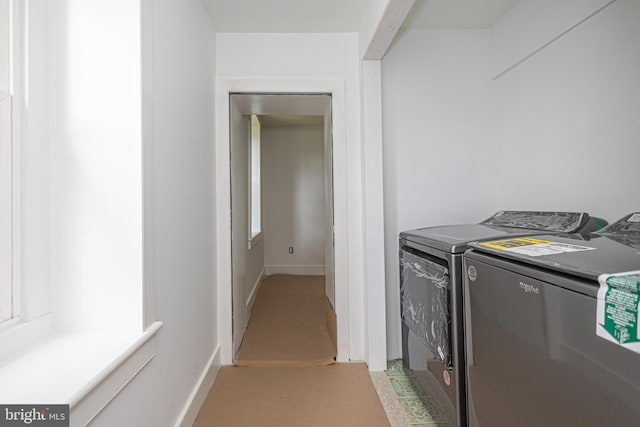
381, 29, 496, 359
47, 0, 143, 333
262, 124, 325, 275
493, 0, 640, 221
381, 0, 640, 361
216, 33, 366, 361
88, 0, 217, 425
491, 0, 613, 78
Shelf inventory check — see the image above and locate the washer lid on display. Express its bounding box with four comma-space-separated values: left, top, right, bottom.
596, 212, 640, 248
469, 228, 640, 281
400, 224, 554, 254
400, 211, 592, 254
480, 210, 589, 232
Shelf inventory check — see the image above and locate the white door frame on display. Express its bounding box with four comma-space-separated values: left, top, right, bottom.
215, 78, 349, 364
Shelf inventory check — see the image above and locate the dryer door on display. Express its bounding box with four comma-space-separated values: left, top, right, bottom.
399, 247, 451, 368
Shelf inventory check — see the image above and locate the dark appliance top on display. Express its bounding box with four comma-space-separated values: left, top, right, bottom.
400, 211, 595, 254
468, 212, 640, 281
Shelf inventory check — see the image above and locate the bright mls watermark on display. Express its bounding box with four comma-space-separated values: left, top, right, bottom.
0, 405, 69, 426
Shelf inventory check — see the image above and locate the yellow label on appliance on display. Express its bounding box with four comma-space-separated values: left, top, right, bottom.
479, 237, 554, 250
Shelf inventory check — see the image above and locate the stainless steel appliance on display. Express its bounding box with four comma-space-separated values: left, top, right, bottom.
399, 211, 604, 427
464, 213, 640, 426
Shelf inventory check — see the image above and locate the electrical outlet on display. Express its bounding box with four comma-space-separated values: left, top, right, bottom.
288, 246, 294, 254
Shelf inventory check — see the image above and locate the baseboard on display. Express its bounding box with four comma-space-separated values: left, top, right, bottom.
246, 267, 265, 315
175, 344, 221, 427
264, 265, 325, 276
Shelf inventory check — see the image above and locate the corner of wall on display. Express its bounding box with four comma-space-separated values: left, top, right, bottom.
174, 345, 222, 427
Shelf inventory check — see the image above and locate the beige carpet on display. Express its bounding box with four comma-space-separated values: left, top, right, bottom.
194, 363, 391, 427
234, 275, 336, 367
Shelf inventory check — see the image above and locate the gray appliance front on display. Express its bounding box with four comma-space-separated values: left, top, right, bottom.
464, 253, 640, 427
400, 240, 465, 427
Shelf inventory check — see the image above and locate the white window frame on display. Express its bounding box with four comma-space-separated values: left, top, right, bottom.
0, 0, 18, 326
0, 4, 161, 423
248, 114, 262, 250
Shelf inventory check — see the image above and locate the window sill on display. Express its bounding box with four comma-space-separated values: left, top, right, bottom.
0, 321, 163, 426
0, 314, 55, 363
248, 231, 263, 251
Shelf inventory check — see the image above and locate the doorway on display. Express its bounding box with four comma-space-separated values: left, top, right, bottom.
215, 80, 350, 365
228, 94, 334, 358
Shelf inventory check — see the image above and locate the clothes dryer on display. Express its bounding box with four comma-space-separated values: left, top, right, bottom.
463, 213, 640, 427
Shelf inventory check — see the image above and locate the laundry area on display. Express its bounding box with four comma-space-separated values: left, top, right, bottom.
385, 0, 640, 425
398, 211, 606, 425
398, 212, 640, 426
0, 0, 639, 426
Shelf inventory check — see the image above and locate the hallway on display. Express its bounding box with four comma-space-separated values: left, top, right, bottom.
193, 274, 389, 426
233, 275, 336, 367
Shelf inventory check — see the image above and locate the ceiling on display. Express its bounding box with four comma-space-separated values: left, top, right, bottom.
204, 0, 521, 33
203, 0, 368, 33
259, 115, 324, 128
402, 0, 520, 29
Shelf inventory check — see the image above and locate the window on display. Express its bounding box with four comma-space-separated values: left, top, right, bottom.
248, 115, 261, 249
0, 0, 8, 93
0, 0, 15, 324
0, 6, 157, 418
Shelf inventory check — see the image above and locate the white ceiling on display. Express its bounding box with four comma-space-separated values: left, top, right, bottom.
402, 0, 521, 29
203, 0, 368, 33
204, 0, 521, 33
259, 115, 324, 128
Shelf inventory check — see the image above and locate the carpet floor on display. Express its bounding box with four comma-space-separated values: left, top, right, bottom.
234, 274, 336, 367
194, 363, 390, 427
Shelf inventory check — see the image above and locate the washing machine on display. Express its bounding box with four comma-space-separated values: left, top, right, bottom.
463, 212, 640, 427
398, 211, 605, 427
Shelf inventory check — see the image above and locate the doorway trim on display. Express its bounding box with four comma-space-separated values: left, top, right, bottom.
215, 78, 349, 365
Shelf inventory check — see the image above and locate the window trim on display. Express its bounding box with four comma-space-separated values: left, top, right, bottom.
0, 92, 14, 324
0, 0, 18, 325
0, 0, 11, 93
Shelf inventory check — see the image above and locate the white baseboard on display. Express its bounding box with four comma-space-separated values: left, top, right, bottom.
264, 265, 325, 276
175, 344, 221, 427
246, 268, 265, 315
